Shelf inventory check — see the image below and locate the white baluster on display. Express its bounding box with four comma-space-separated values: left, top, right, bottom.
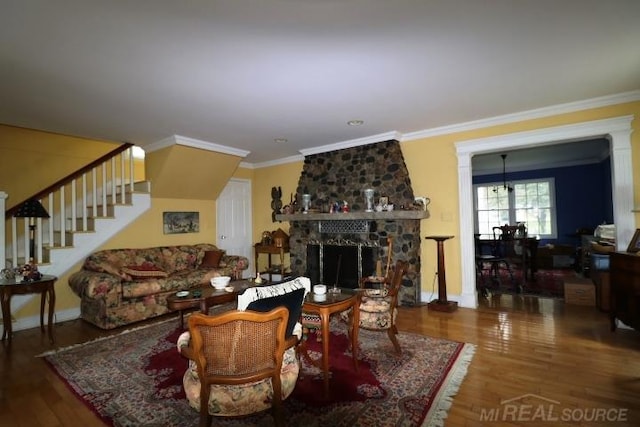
59, 186, 66, 247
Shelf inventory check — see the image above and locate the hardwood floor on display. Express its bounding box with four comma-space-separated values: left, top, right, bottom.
1, 294, 639, 426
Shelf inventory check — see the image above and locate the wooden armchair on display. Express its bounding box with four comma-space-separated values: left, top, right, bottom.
342, 260, 409, 354
178, 308, 299, 427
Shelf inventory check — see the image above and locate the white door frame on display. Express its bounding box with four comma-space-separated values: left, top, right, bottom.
456, 116, 634, 309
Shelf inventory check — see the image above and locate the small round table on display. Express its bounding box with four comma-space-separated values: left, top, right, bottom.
0, 274, 57, 344
424, 235, 458, 312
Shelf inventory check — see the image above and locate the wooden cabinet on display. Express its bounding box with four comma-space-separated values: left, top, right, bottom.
609, 252, 640, 331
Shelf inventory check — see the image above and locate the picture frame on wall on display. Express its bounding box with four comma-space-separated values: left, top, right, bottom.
626, 229, 640, 253
163, 211, 199, 234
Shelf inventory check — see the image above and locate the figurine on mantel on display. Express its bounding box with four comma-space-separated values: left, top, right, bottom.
329, 200, 350, 213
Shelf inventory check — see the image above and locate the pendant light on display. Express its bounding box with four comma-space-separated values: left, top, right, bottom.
493, 154, 514, 193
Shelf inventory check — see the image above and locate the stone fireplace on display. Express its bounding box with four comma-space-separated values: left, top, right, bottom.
276, 140, 427, 306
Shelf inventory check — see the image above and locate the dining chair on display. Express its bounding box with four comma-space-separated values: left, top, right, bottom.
475, 232, 513, 296
494, 223, 528, 291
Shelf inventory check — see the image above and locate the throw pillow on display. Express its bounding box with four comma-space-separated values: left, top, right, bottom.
200, 250, 224, 268
246, 287, 306, 338
121, 264, 168, 279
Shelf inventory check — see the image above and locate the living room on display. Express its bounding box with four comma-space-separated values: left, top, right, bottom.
2, 1, 640, 425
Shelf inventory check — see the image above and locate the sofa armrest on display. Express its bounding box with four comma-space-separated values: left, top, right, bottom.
68, 270, 122, 300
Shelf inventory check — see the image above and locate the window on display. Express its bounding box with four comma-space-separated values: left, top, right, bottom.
474, 178, 556, 239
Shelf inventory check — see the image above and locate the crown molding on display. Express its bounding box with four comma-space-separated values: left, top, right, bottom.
144, 134, 250, 158
299, 131, 403, 157
243, 154, 305, 170
210, 90, 640, 169
403, 90, 640, 142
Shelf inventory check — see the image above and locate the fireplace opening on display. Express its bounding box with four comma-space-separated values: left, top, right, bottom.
306, 243, 376, 289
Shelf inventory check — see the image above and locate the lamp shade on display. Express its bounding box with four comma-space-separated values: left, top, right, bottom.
13, 199, 50, 218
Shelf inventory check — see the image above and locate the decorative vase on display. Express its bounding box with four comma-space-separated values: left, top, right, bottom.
364, 188, 374, 212
302, 194, 311, 214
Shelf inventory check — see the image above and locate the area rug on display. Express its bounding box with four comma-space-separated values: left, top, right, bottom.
41, 317, 475, 427
482, 268, 576, 298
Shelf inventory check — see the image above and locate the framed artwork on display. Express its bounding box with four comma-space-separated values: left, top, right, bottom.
627, 229, 640, 253
163, 211, 199, 234
379, 197, 388, 207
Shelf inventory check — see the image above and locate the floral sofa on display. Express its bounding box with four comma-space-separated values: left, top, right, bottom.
68, 243, 249, 329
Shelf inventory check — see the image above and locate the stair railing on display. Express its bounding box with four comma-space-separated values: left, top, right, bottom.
3, 143, 138, 268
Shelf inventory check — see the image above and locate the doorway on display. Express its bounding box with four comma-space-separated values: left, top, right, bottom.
456, 116, 634, 309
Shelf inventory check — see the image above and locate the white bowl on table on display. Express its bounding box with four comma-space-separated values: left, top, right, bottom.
210, 276, 231, 290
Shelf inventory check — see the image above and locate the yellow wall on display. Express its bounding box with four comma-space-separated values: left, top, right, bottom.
250, 162, 302, 272
145, 145, 242, 199
252, 162, 302, 240
0, 124, 121, 208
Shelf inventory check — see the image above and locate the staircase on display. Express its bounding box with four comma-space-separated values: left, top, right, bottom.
1, 145, 151, 332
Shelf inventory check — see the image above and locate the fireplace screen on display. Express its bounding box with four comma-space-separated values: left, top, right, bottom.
306, 243, 376, 289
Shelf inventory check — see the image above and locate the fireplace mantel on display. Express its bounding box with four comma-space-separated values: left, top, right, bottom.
276, 210, 429, 221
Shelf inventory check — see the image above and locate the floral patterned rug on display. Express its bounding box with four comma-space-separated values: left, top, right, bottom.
42, 316, 475, 427
480, 267, 576, 298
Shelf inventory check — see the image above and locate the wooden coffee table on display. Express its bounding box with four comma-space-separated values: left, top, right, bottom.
167, 280, 255, 327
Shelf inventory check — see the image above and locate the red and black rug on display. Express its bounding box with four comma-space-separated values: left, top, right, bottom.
479, 268, 577, 298
42, 317, 474, 426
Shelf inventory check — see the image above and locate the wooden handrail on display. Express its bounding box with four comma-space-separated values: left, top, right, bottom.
5, 142, 134, 218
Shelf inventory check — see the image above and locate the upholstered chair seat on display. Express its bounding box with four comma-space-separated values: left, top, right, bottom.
340, 261, 408, 354
358, 295, 396, 329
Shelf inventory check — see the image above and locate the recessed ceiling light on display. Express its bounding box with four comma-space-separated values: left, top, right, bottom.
274, 138, 288, 143
347, 120, 364, 126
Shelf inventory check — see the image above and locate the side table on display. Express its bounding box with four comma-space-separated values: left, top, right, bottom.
424, 235, 458, 312
254, 242, 290, 282
0, 274, 57, 344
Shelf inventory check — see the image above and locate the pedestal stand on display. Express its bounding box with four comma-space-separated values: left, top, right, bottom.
425, 235, 458, 312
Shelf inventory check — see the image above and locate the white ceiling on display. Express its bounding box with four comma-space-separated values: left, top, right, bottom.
1, 1, 639, 165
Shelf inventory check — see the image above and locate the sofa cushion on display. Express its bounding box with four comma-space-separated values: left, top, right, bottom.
200, 250, 225, 268
121, 264, 168, 279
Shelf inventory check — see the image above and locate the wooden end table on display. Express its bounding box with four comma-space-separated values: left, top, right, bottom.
0, 274, 57, 344
301, 288, 360, 398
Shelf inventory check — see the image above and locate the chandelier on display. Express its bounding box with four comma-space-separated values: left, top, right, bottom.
493, 154, 514, 193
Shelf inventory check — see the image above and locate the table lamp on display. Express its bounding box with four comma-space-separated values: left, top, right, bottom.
13, 199, 50, 264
